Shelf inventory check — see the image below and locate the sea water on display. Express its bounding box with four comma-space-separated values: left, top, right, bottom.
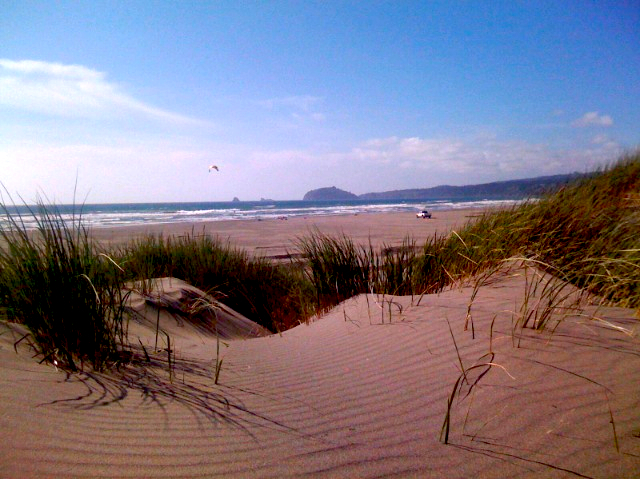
1, 198, 522, 229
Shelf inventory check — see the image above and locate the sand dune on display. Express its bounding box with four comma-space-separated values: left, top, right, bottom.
125, 277, 271, 342
2, 264, 639, 478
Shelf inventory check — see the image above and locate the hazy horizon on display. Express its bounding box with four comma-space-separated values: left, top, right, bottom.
3, 170, 583, 206
1, 2, 638, 204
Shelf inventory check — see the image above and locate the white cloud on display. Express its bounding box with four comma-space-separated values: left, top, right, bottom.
571, 111, 613, 127
0, 59, 104, 79
0, 137, 229, 203
224, 134, 624, 199
348, 135, 620, 181
0, 59, 209, 125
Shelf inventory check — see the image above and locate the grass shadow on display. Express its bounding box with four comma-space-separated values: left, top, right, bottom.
48, 348, 299, 438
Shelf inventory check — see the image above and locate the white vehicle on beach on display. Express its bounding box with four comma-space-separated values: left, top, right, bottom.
416, 210, 432, 219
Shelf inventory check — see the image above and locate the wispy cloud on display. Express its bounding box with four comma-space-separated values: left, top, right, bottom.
258, 95, 323, 111
571, 111, 613, 127
258, 95, 325, 124
352, 136, 535, 174
0, 59, 209, 125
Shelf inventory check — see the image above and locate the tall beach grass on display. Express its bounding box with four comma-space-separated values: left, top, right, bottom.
422, 152, 640, 309
297, 231, 419, 312
0, 196, 128, 371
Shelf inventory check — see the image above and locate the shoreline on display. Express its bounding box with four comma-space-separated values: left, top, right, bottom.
90, 207, 489, 258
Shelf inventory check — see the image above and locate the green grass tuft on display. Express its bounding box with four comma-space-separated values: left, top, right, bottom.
0, 196, 129, 371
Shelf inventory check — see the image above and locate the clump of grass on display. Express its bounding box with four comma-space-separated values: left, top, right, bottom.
0, 196, 129, 371
297, 231, 375, 310
297, 231, 420, 313
0, 200, 316, 370
379, 237, 419, 296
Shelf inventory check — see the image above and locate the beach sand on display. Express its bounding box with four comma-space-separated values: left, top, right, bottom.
2, 210, 639, 478
88, 209, 479, 258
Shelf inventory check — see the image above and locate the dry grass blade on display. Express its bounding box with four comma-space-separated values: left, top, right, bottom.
440, 359, 514, 444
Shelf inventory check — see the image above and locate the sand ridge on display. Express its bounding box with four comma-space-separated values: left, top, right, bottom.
1, 263, 639, 478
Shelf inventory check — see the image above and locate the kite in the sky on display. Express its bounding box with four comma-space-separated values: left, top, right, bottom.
208, 165, 219, 173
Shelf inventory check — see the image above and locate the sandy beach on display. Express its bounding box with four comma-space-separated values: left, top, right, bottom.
1, 209, 639, 478
89, 209, 480, 258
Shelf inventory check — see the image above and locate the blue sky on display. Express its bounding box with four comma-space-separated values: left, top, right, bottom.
1, 1, 638, 203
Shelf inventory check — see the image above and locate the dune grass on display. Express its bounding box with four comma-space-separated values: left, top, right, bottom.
420, 152, 640, 309
0, 197, 129, 371
297, 231, 420, 312
297, 232, 375, 310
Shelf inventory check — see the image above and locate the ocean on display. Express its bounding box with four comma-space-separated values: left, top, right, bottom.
1, 198, 521, 229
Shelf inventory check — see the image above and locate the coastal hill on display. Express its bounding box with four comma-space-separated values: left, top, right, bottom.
305, 173, 583, 200
303, 186, 358, 201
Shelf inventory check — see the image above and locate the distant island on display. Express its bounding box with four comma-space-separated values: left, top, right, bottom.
304, 173, 584, 201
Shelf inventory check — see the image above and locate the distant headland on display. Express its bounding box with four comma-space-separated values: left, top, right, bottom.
303, 173, 584, 201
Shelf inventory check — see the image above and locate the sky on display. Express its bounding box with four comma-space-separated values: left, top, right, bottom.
1, 1, 639, 203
